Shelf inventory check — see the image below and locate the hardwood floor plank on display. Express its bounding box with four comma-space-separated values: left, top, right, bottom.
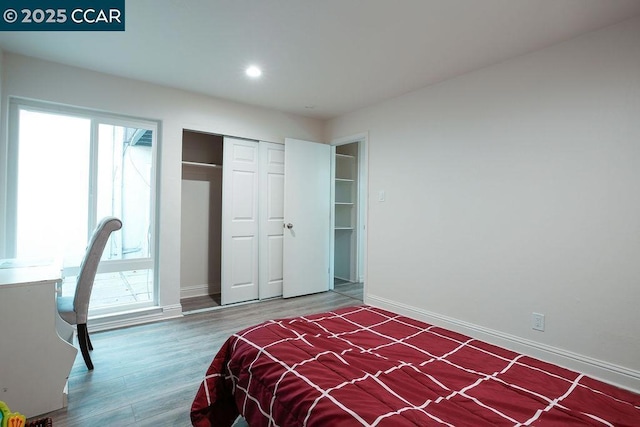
131, 382, 200, 425
333, 282, 364, 299
36, 286, 362, 426
71, 405, 137, 427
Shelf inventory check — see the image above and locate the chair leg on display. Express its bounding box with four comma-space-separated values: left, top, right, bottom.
86, 329, 93, 351
77, 323, 94, 370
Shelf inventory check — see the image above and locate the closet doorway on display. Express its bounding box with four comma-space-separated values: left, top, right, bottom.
332, 137, 367, 290
179, 132, 365, 312
179, 131, 286, 312
180, 130, 223, 312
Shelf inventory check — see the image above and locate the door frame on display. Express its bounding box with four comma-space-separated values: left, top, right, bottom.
330, 132, 368, 289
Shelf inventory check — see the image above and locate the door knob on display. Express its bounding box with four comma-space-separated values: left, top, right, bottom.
286, 223, 293, 229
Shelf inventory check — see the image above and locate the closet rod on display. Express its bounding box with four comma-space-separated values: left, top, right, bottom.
182, 161, 222, 169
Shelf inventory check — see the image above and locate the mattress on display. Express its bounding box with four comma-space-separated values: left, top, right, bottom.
191, 305, 640, 426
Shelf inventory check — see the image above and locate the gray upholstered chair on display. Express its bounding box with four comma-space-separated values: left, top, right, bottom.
57, 216, 122, 370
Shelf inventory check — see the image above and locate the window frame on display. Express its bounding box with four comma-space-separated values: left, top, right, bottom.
5, 97, 161, 312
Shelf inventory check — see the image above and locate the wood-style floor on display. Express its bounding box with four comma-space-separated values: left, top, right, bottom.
181, 293, 222, 313
38, 283, 363, 427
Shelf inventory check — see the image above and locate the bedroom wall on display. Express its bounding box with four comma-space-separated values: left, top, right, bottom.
327, 17, 640, 390
0, 53, 324, 322
0, 49, 3, 106
0, 49, 4, 243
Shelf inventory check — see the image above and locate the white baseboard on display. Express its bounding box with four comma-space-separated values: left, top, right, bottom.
366, 294, 640, 394
88, 304, 183, 332
180, 284, 211, 299
180, 283, 220, 299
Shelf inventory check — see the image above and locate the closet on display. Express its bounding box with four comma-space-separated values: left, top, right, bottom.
180, 130, 223, 305
334, 142, 359, 284
180, 130, 285, 309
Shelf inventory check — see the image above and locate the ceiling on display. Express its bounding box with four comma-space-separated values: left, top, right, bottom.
1, 0, 640, 120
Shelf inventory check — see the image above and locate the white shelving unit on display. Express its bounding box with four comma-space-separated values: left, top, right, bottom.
334, 147, 358, 282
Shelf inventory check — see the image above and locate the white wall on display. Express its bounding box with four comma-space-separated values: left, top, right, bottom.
180, 169, 223, 298
0, 53, 324, 320
327, 17, 640, 389
0, 49, 3, 107
0, 49, 4, 243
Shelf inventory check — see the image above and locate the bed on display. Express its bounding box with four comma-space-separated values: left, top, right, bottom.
191, 305, 640, 426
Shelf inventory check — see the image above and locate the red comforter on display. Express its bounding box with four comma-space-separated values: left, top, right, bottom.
191, 305, 640, 426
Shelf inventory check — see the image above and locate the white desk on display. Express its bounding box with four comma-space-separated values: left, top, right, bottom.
0, 260, 77, 418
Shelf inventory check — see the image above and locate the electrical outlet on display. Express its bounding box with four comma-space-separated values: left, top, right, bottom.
532, 312, 545, 332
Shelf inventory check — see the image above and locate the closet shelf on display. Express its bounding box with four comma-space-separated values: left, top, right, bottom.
335, 153, 355, 160
335, 202, 354, 205
335, 227, 354, 231
182, 161, 222, 169
335, 178, 355, 182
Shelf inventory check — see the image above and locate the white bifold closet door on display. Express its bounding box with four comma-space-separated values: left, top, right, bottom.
221, 137, 331, 304
221, 137, 260, 305
259, 142, 285, 299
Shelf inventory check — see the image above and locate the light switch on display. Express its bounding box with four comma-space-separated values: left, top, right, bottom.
378, 190, 385, 202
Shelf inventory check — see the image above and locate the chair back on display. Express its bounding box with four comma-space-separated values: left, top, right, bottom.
74, 216, 123, 323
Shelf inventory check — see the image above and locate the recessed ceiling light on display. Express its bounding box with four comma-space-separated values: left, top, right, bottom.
245, 65, 262, 78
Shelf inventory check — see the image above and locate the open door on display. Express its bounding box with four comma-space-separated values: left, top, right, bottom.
283, 138, 332, 298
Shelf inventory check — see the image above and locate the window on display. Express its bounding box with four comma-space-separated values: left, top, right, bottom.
6, 99, 158, 314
